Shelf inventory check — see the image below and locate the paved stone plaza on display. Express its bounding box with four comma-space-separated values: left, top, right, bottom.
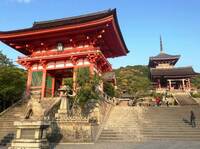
52, 141, 200, 149
1, 141, 200, 149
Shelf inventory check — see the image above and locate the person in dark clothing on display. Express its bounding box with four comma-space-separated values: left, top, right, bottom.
190, 110, 196, 127
166, 101, 169, 107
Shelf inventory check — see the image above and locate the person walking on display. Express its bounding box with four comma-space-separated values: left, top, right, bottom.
166, 100, 169, 107
190, 110, 196, 128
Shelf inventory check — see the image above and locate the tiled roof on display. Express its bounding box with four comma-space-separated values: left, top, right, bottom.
149, 52, 180, 60
150, 67, 197, 78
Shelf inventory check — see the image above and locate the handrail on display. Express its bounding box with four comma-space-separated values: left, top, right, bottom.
95, 88, 115, 105
0, 92, 28, 116
44, 97, 61, 117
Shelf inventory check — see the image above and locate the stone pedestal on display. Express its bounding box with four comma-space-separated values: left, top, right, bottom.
9, 120, 50, 149
58, 96, 68, 114
55, 96, 69, 120
55, 85, 70, 119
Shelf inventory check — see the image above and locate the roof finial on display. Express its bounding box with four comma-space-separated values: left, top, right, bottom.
160, 35, 163, 53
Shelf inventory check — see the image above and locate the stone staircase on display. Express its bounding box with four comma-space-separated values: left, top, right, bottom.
0, 100, 28, 147
98, 106, 200, 142
0, 97, 60, 147
173, 93, 198, 105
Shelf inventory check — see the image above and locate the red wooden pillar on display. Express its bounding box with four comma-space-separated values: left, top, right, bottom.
73, 67, 77, 92
90, 63, 94, 75
51, 77, 55, 97
41, 64, 47, 99
26, 68, 32, 97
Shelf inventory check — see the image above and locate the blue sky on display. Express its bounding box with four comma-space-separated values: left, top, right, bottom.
0, 0, 200, 72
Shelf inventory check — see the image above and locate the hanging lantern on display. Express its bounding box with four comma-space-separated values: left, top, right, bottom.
57, 42, 64, 51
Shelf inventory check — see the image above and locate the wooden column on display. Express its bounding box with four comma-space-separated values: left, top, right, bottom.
185, 79, 189, 90
73, 67, 77, 93
90, 63, 94, 75
182, 79, 185, 91
26, 68, 32, 97
188, 78, 191, 90
168, 80, 172, 91
158, 79, 161, 89
51, 77, 55, 97
41, 64, 47, 99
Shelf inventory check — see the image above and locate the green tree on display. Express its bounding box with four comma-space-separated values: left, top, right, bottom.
114, 65, 153, 97
0, 67, 26, 111
0, 51, 14, 67
64, 78, 73, 89
74, 67, 100, 111
191, 74, 200, 89
103, 82, 115, 97
0, 51, 26, 112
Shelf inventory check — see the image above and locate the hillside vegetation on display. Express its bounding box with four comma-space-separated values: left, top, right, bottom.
192, 74, 200, 89
114, 65, 153, 97
114, 65, 200, 97
0, 51, 26, 112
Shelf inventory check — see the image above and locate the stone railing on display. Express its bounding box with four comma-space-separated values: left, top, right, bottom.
44, 97, 62, 120
90, 88, 115, 142
95, 87, 115, 105
47, 88, 115, 143
0, 91, 28, 116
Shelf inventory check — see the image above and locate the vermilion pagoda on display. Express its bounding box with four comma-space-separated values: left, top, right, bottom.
0, 9, 128, 98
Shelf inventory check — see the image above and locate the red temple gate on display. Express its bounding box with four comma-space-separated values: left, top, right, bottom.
0, 9, 129, 98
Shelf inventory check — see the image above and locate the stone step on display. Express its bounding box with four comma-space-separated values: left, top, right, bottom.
0, 100, 27, 145
98, 137, 200, 142
0, 123, 15, 126
101, 130, 200, 134
0, 119, 18, 121
98, 106, 200, 142
0, 137, 14, 141
100, 132, 200, 137
104, 126, 200, 129
99, 134, 200, 138
0, 130, 15, 133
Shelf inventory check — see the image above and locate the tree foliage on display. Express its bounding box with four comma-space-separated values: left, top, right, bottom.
0, 51, 26, 112
0, 51, 14, 67
75, 67, 100, 108
103, 82, 115, 97
114, 65, 153, 97
191, 74, 200, 89
0, 67, 26, 101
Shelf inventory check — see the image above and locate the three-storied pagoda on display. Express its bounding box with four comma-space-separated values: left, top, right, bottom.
0, 9, 128, 98
149, 37, 197, 92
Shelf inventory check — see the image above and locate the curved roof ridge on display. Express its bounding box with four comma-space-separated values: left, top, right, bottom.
33, 9, 113, 26
150, 52, 180, 59
0, 8, 116, 34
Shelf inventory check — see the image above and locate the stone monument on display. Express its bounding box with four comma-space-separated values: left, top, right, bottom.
9, 91, 50, 149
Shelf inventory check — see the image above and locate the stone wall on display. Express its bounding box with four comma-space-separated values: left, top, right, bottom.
48, 100, 113, 143
90, 100, 114, 141
48, 120, 92, 143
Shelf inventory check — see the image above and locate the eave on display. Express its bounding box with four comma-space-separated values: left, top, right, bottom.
0, 9, 129, 58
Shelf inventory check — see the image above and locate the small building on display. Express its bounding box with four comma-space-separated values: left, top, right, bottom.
149, 37, 197, 92
0, 9, 129, 98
